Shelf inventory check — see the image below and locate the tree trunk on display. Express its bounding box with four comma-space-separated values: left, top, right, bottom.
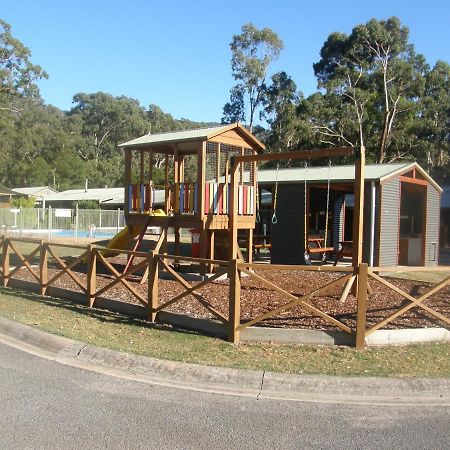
378, 110, 391, 163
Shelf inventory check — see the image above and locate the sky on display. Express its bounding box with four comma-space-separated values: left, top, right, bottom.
2, 0, 449, 123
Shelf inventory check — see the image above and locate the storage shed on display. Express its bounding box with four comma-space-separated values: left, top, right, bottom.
256, 162, 442, 267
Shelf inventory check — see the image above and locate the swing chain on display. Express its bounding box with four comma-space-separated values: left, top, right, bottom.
323, 158, 331, 246
271, 162, 280, 224
255, 171, 261, 224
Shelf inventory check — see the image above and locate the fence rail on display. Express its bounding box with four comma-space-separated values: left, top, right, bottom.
0, 235, 448, 348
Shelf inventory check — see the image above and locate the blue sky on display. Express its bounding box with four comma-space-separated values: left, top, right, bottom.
2, 0, 449, 122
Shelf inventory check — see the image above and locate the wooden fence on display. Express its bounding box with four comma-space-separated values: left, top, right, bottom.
0, 236, 449, 348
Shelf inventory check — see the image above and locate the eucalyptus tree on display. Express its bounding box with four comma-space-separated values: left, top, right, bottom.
313, 17, 427, 163
0, 19, 47, 111
261, 71, 304, 158
413, 60, 450, 179
223, 23, 284, 131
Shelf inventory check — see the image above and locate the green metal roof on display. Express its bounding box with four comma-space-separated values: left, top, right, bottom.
257, 162, 440, 190
119, 123, 265, 151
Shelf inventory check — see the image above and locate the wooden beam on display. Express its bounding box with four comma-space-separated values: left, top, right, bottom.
399, 175, 428, 186
234, 147, 354, 164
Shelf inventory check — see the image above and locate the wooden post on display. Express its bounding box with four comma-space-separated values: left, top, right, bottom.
174, 227, 180, 260
197, 142, 206, 218
216, 143, 221, 182
124, 149, 132, 215
229, 158, 239, 259
208, 230, 215, 273
87, 244, 96, 307
199, 229, 208, 276
140, 150, 145, 184
355, 263, 368, 349
164, 154, 170, 213
352, 146, 365, 268
148, 252, 159, 322
2, 238, 10, 288
228, 259, 241, 343
149, 151, 153, 180
247, 229, 253, 264
39, 241, 48, 295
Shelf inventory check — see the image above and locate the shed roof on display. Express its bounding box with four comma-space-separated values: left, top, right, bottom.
119, 123, 265, 152
257, 162, 442, 191
13, 186, 57, 197
101, 189, 165, 206
0, 185, 19, 196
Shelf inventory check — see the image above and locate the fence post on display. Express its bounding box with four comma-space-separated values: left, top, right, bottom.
39, 241, 48, 296
2, 238, 10, 287
147, 251, 159, 322
355, 263, 368, 349
87, 244, 96, 307
228, 259, 241, 344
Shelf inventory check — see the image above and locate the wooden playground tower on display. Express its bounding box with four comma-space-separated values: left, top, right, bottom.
120, 123, 365, 271
120, 124, 265, 264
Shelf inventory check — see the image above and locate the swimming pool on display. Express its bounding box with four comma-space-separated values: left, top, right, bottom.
17, 228, 119, 239
51, 229, 117, 239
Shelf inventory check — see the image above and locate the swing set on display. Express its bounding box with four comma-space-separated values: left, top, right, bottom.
229, 145, 366, 268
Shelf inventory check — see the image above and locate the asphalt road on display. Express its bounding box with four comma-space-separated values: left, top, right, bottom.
1, 342, 449, 450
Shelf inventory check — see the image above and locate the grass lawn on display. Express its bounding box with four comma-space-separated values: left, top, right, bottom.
0, 287, 449, 378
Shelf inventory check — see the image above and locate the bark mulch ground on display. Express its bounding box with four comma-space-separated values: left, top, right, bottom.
10, 253, 450, 332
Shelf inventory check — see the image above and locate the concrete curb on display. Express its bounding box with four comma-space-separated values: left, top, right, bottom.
1, 317, 449, 405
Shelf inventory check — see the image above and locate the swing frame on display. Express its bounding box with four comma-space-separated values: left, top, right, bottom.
229, 146, 365, 269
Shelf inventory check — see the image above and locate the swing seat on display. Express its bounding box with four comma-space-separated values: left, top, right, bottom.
307, 246, 335, 254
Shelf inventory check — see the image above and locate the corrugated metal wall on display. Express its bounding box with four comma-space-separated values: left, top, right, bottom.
362, 183, 379, 265
271, 184, 307, 264
379, 178, 400, 266
425, 184, 440, 266
333, 194, 344, 248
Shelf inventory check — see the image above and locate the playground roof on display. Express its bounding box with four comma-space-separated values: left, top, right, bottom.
257, 162, 442, 192
119, 123, 266, 152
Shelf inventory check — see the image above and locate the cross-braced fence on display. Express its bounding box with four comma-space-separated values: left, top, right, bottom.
1, 236, 448, 348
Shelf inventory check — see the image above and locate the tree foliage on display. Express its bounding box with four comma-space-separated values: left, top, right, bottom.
223, 23, 283, 131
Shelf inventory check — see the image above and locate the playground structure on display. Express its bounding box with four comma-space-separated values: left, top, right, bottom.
1, 126, 448, 347
117, 124, 264, 269
113, 124, 367, 272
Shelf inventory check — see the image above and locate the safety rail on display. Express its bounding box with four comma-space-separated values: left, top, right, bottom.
362, 266, 450, 340
169, 182, 255, 216
0, 235, 448, 348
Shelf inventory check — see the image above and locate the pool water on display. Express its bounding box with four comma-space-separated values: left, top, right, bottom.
51, 229, 117, 239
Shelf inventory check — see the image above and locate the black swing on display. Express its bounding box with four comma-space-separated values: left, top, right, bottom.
304, 160, 334, 265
